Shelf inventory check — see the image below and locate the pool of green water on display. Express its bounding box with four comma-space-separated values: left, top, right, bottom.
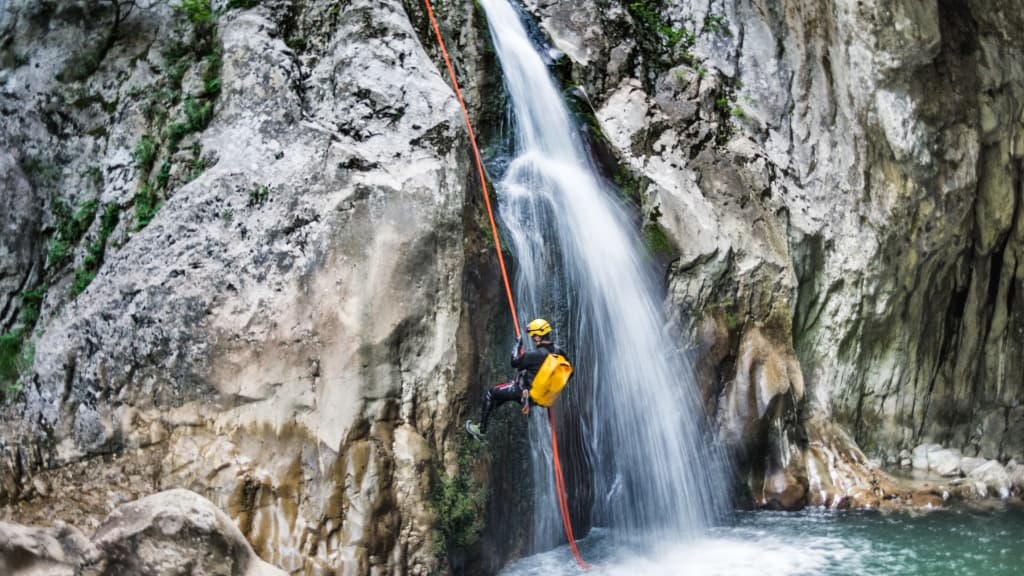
499, 505, 1024, 575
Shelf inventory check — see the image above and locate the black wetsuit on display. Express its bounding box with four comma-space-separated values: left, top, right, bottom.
479, 341, 568, 432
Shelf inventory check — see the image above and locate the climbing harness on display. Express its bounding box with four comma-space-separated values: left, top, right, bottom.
421, 0, 591, 569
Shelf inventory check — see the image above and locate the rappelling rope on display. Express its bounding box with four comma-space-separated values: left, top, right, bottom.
548, 409, 594, 570
421, 0, 591, 570
422, 0, 520, 338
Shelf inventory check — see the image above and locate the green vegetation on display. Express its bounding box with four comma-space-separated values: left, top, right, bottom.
186, 143, 208, 182
714, 95, 730, 114
248, 184, 271, 207
202, 49, 223, 96
709, 298, 742, 331
22, 157, 61, 189
133, 135, 158, 174
614, 169, 643, 207
627, 1, 700, 68
286, 35, 308, 53
644, 222, 673, 254
629, 1, 687, 47
72, 203, 120, 296
130, 1, 222, 230
627, 2, 731, 84
179, 0, 214, 23
431, 440, 488, 557
47, 199, 99, 270
644, 205, 674, 255
0, 331, 27, 399
704, 14, 728, 34
0, 285, 47, 401
17, 288, 45, 327
184, 97, 214, 131
712, 85, 745, 143
134, 183, 161, 230
155, 160, 172, 190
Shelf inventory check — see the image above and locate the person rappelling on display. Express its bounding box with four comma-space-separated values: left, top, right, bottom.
465, 318, 573, 440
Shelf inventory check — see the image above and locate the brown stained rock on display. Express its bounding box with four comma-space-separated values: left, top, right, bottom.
768, 473, 808, 511
909, 493, 946, 509
719, 325, 803, 453
847, 488, 880, 510
93, 489, 285, 576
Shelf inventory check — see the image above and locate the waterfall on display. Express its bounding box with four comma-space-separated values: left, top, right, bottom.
478, 0, 731, 552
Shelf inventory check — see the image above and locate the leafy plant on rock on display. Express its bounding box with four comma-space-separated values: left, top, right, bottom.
179, 0, 213, 24
0, 284, 46, 401
47, 199, 99, 270
248, 184, 271, 207
133, 134, 158, 174
431, 440, 488, 557
72, 203, 120, 296
130, 1, 222, 230
134, 183, 161, 230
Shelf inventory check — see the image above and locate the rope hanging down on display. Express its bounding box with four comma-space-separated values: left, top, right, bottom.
548, 409, 593, 570
422, 0, 520, 338
421, 0, 591, 570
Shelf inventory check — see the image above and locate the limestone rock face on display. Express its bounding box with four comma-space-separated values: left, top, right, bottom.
0, 0, 486, 572
544, 0, 1024, 507
0, 490, 283, 576
0, 152, 42, 328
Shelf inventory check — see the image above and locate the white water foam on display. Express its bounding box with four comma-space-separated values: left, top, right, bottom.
498, 527, 860, 576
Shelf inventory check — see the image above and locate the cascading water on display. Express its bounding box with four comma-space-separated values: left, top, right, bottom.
477, 0, 732, 555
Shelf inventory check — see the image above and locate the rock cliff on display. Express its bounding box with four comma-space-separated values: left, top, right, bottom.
0, 0, 1022, 574
534, 0, 1023, 508
0, 0, 493, 573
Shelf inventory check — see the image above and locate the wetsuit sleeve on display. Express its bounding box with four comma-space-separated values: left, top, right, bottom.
511, 349, 547, 370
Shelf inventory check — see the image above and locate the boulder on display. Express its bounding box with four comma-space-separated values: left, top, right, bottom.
959, 456, 987, 475
1006, 460, 1024, 495
912, 444, 941, 470
0, 521, 97, 576
967, 461, 1011, 499
927, 448, 963, 477
1, 490, 283, 575
93, 489, 285, 576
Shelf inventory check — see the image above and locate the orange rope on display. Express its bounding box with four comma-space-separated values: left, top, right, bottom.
548, 409, 593, 570
422, 0, 590, 569
422, 0, 520, 338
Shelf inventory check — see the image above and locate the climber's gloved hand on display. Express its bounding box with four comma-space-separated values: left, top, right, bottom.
511, 335, 523, 358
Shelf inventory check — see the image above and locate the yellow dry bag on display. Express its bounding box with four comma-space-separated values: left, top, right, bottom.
529, 353, 573, 407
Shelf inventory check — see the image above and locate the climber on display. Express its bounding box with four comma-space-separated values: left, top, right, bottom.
465, 318, 570, 441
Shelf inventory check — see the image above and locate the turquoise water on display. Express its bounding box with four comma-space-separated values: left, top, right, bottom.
499, 506, 1024, 575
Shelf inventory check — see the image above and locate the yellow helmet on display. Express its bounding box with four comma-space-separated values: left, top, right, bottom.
526, 318, 552, 338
